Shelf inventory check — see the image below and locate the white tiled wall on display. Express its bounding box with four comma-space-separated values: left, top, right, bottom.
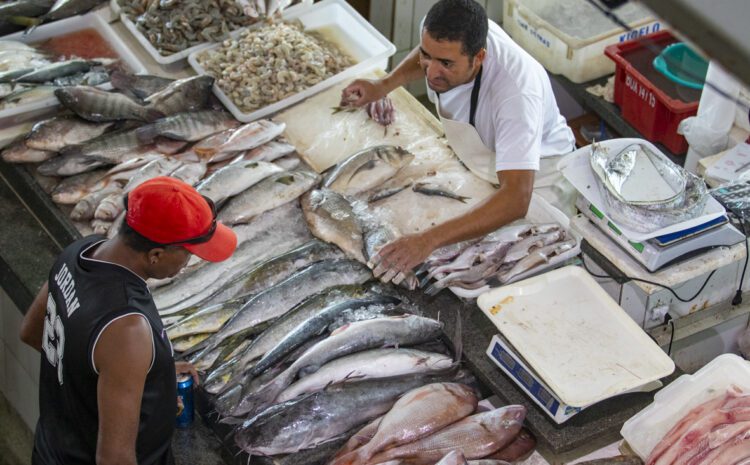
0, 288, 39, 432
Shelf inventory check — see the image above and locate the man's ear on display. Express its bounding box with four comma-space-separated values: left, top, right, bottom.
147, 248, 166, 265
474, 48, 487, 67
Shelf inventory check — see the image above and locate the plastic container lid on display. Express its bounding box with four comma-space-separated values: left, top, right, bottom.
653, 42, 708, 90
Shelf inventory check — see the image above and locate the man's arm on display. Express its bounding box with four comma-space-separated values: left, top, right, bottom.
20, 282, 49, 352
94, 314, 153, 465
371, 170, 535, 281
340, 46, 425, 107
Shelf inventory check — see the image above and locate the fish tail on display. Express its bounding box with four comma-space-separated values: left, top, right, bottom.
135, 124, 159, 144
109, 70, 133, 91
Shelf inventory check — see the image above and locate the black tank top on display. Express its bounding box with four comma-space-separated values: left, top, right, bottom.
33, 236, 176, 465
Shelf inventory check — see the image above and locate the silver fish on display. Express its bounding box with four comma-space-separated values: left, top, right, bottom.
301, 188, 366, 263
25, 116, 113, 152
323, 145, 414, 195
54, 86, 164, 123
50, 169, 109, 204
122, 157, 183, 193
499, 239, 576, 283
503, 229, 565, 264
243, 139, 296, 162
195, 160, 282, 204
94, 191, 124, 221
413, 182, 470, 203
1, 85, 55, 107
170, 161, 206, 186
14, 59, 96, 83
70, 183, 122, 222
273, 154, 301, 171
199, 119, 286, 161
135, 110, 238, 143
0, 138, 55, 163
217, 169, 320, 225
145, 75, 215, 116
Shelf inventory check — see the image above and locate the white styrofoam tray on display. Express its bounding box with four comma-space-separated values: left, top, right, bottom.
188, 0, 396, 123
560, 138, 726, 242
448, 193, 582, 299
0, 13, 147, 128
477, 266, 675, 407
621, 354, 750, 460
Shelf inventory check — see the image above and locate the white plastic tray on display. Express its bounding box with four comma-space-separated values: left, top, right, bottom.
0, 13, 147, 128
477, 266, 675, 407
188, 0, 396, 122
448, 193, 582, 299
621, 354, 750, 460
560, 138, 726, 242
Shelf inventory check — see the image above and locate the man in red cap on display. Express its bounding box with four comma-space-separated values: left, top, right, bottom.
20, 177, 237, 465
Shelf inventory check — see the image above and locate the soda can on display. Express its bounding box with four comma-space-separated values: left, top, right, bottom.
176, 374, 194, 428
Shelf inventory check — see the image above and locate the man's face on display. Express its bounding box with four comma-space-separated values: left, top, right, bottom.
419, 30, 482, 93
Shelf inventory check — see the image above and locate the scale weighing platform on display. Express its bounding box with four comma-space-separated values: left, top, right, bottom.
576, 197, 745, 272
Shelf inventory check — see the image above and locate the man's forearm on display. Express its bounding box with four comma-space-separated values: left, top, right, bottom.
383, 46, 424, 93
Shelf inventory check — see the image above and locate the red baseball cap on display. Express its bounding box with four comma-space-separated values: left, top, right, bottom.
126, 177, 237, 262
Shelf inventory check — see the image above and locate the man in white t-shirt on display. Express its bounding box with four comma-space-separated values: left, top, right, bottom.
341, 0, 576, 285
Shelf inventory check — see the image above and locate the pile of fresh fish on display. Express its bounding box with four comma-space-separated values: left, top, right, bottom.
419, 222, 577, 295
0, 0, 105, 34
196, 20, 354, 113
646, 385, 750, 465
0, 40, 120, 110
118, 0, 255, 55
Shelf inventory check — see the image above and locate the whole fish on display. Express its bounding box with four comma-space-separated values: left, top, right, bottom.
247, 295, 402, 382
486, 428, 536, 462
238, 315, 444, 416
197, 259, 372, 357
277, 349, 452, 404
145, 75, 215, 116
499, 239, 576, 284
195, 160, 282, 204
170, 161, 206, 186
334, 382, 478, 465
52, 68, 109, 87
135, 110, 238, 143
54, 86, 164, 122
301, 188, 366, 263
322, 145, 414, 195
203, 283, 383, 394
234, 373, 461, 456
204, 239, 344, 306
244, 139, 296, 162
413, 182, 470, 203
195, 119, 286, 158
37, 151, 107, 176
0, 138, 55, 163
109, 71, 174, 100
191, 128, 234, 157
171, 333, 211, 353
368, 183, 411, 203
8, 0, 104, 26
50, 169, 108, 204
367, 406, 527, 465
25, 116, 113, 152
166, 299, 243, 340
1, 85, 55, 107
122, 157, 183, 193
503, 228, 564, 263
154, 203, 312, 313
70, 182, 122, 222
0, 67, 37, 83
217, 169, 320, 225
57, 127, 144, 163
94, 191, 124, 221
14, 59, 96, 83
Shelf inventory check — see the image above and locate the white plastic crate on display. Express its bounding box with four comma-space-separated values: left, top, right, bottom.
0, 13, 147, 128
188, 0, 396, 122
503, 0, 663, 83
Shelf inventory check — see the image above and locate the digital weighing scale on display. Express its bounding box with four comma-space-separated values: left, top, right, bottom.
576, 196, 746, 272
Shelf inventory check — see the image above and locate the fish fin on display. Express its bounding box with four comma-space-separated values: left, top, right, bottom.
135, 124, 159, 144
457, 195, 471, 203
108, 70, 133, 91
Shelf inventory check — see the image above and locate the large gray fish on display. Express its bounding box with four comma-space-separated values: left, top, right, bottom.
109, 71, 174, 100
154, 203, 312, 314
50, 169, 108, 204
301, 188, 366, 263
0, 138, 55, 163
237, 315, 444, 416
170, 161, 207, 186
135, 110, 238, 143
195, 160, 282, 204
203, 283, 384, 394
122, 157, 183, 193
217, 169, 320, 225
25, 116, 113, 152
37, 151, 106, 176
204, 239, 344, 307
194, 119, 286, 159
14, 59, 97, 83
54, 86, 164, 122
322, 145, 414, 195
234, 373, 459, 456
145, 75, 215, 116
247, 295, 401, 381
70, 182, 122, 222
196, 259, 372, 357
244, 139, 296, 162
56, 127, 143, 163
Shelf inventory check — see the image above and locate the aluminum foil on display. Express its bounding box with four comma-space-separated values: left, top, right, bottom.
590, 142, 708, 233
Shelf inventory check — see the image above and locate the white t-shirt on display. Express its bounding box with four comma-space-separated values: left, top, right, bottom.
427, 20, 575, 172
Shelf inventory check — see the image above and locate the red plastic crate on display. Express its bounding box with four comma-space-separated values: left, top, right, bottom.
604, 31, 701, 154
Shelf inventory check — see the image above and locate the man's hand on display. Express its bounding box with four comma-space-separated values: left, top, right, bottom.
175, 361, 199, 386
340, 79, 389, 107
369, 232, 437, 284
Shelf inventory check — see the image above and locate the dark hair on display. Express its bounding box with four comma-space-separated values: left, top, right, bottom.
118, 218, 166, 253
424, 0, 488, 57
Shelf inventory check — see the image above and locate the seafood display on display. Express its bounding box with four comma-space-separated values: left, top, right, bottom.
646, 385, 750, 465
117, 0, 255, 56
196, 21, 354, 113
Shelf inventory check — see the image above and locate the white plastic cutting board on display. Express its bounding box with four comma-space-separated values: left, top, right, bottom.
477, 266, 675, 407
